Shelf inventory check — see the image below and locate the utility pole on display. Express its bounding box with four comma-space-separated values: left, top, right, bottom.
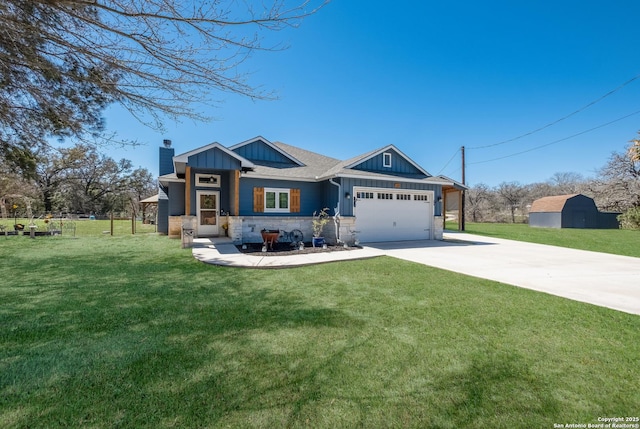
461, 146, 466, 231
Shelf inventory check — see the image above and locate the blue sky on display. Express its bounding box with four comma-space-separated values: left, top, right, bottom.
103, 1, 640, 187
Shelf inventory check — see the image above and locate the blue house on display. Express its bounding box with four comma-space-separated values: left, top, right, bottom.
158, 136, 464, 244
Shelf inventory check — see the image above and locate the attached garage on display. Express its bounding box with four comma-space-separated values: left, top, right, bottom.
159, 138, 464, 244
354, 187, 434, 242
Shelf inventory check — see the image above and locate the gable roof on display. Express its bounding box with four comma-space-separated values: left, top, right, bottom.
343, 144, 431, 176
257, 142, 452, 185
164, 137, 459, 187
530, 194, 581, 213
317, 144, 448, 186
230, 136, 305, 167
172, 142, 254, 175
245, 141, 342, 181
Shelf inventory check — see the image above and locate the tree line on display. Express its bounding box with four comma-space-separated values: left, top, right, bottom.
464, 135, 640, 229
1, 144, 155, 219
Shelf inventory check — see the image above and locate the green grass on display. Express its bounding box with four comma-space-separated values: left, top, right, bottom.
449, 222, 640, 258
1, 234, 639, 428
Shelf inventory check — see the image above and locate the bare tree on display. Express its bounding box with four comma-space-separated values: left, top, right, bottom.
466, 183, 493, 222
589, 142, 640, 212
0, 0, 328, 168
548, 172, 586, 194
497, 181, 526, 223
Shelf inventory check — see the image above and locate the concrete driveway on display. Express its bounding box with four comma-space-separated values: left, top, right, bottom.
365, 232, 640, 316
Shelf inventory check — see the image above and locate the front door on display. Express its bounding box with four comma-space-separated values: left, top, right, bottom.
196, 190, 219, 236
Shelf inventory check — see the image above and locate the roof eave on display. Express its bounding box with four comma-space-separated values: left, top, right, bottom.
328, 172, 453, 186
158, 174, 186, 186
173, 142, 255, 174
240, 172, 318, 183
344, 144, 432, 177
229, 136, 306, 167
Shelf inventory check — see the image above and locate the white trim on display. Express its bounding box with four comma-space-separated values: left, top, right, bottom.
437, 175, 468, 190
383, 152, 392, 168
264, 187, 290, 213
353, 186, 434, 199
195, 173, 221, 188
344, 144, 432, 176
334, 173, 453, 186
173, 142, 255, 174
229, 136, 305, 167
245, 171, 452, 186
241, 172, 318, 182
196, 190, 220, 236
158, 174, 185, 186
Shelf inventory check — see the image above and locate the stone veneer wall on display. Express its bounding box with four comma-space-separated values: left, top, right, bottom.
334, 216, 358, 246
434, 216, 444, 240
226, 216, 350, 246
226, 215, 442, 245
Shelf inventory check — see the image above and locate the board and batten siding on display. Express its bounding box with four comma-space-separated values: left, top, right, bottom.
239, 178, 326, 216
187, 147, 243, 170
232, 140, 296, 165
167, 182, 186, 216
352, 149, 427, 176
339, 177, 442, 217
186, 170, 234, 216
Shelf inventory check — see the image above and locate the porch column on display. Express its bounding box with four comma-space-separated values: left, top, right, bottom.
185, 166, 192, 215
234, 170, 240, 216
443, 190, 447, 230
457, 190, 463, 231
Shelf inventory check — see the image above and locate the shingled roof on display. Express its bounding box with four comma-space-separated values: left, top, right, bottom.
163, 136, 460, 187
530, 194, 580, 213
247, 141, 451, 185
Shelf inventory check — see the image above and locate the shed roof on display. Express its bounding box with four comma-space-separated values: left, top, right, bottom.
530, 194, 580, 213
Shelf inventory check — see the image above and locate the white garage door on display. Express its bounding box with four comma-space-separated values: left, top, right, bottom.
354, 187, 434, 243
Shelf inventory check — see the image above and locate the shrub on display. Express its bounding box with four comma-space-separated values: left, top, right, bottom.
618, 207, 640, 230
311, 207, 330, 237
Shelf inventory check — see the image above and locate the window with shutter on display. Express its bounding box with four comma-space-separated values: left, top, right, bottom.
253, 187, 300, 214
290, 189, 300, 213
253, 187, 264, 213
264, 187, 290, 213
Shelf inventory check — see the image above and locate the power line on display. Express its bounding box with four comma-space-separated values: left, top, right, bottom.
436, 147, 460, 175
468, 72, 640, 150
470, 109, 640, 165
444, 167, 462, 178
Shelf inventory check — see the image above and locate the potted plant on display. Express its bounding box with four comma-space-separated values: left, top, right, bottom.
311, 207, 330, 247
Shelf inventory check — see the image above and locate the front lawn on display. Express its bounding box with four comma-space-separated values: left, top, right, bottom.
452, 222, 640, 258
1, 234, 638, 428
